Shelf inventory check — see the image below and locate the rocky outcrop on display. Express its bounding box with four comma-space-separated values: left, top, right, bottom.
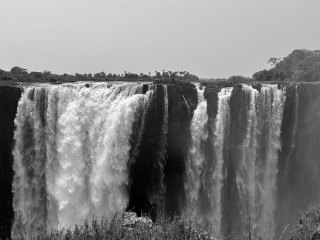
123, 212, 153, 229
122, 212, 218, 240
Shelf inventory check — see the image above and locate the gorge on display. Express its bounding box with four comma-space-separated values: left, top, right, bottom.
1, 80, 320, 239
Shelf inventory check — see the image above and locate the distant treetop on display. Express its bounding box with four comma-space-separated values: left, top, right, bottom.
2, 49, 319, 84
253, 49, 320, 82
0, 68, 200, 83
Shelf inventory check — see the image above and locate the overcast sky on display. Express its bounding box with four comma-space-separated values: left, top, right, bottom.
0, 0, 320, 78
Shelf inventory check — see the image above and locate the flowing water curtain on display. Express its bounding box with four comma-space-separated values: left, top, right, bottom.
127, 84, 169, 216
155, 85, 169, 208
12, 87, 49, 239
51, 83, 153, 228
128, 85, 153, 168
235, 84, 259, 237
145, 84, 168, 211
12, 83, 153, 237
185, 85, 208, 219
255, 85, 286, 240
185, 86, 233, 235
234, 84, 286, 240
45, 87, 59, 230
210, 87, 233, 233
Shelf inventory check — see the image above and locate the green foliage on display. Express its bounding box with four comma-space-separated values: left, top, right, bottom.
0, 68, 200, 83
29, 213, 219, 240
291, 54, 320, 82
10, 66, 28, 75
228, 75, 253, 83
253, 49, 320, 82
268, 57, 282, 67
252, 69, 276, 82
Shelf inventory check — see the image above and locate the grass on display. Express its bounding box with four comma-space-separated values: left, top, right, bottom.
30, 213, 219, 240
14, 202, 320, 240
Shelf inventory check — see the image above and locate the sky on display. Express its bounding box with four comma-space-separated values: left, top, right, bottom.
0, 0, 320, 78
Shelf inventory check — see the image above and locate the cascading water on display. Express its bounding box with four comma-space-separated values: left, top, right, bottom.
255, 85, 286, 240
210, 87, 233, 233
235, 85, 259, 237
6, 81, 300, 240
12, 83, 153, 238
185, 84, 286, 239
228, 84, 285, 240
232, 84, 286, 240
185, 85, 208, 219
153, 85, 168, 207
185, 86, 233, 233
12, 88, 49, 238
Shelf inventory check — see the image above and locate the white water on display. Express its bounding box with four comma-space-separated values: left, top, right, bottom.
12, 83, 152, 238
211, 87, 233, 233
236, 84, 286, 240
12, 88, 49, 238
185, 85, 208, 219
185, 86, 233, 233
185, 84, 286, 239
12, 82, 287, 239
256, 85, 286, 240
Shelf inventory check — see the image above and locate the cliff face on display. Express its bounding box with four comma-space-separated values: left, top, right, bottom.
0, 86, 21, 239
277, 83, 320, 237
1, 81, 320, 239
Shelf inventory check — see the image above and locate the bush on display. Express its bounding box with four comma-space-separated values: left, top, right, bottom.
29, 212, 219, 240
291, 202, 320, 240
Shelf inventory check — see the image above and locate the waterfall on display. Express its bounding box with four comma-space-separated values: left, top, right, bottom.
10, 81, 289, 239
185, 86, 233, 234
211, 87, 233, 233
12, 88, 49, 238
235, 84, 286, 240
159, 85, 169, 205
185, 84, 286, 239
256, 85, 286, 240
235, 85, 259, 237
12, 83, 152, 238
185, 85, 208, 219
151, 84, 168, 206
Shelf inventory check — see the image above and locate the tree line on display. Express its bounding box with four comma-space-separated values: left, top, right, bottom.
252, 49, 320, 82
0, 67, 199, 83
1, 49, 319, 84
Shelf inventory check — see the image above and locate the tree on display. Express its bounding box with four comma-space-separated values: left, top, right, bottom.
267, 57, 282, 67
10, 66, 28, 74
94, 72, 106, 78
155, 71, 162, 78
0, 69, 5, 76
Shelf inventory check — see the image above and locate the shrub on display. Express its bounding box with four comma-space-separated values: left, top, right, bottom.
29, 212, 219, 240
291, 202, 320, 240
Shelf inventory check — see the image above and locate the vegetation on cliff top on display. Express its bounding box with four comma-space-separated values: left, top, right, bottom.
252, 49, 320, 82
0, 68, 199, 84
1, 49, 320, 85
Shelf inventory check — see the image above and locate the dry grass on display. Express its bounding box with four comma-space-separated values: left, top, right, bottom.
30, 213, 219, 240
